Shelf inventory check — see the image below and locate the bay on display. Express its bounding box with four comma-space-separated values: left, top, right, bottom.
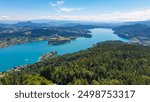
0, 28, 128, 72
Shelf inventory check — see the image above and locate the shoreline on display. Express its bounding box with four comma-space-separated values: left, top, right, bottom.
0, 36, 78, 49
0, 28, 130, 73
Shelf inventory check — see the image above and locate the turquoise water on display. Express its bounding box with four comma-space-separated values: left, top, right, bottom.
0, 28, 128, 72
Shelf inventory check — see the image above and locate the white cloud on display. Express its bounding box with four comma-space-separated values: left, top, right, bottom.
49, 0, 64, 7
0, 16, 10, 20
49, 0, 81, 13
4, 8, 147, 21
102, 8, 150, 21
58, 7, 81, 13
49, 2, 56, 7
44, 8, 150, 22
57, 0, 64, 5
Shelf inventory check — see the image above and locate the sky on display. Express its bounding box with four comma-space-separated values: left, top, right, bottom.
0, 0, 150, 22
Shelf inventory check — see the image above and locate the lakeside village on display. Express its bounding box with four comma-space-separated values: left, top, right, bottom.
129, 37, 150, 46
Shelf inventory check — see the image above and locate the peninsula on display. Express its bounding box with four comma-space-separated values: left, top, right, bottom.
0, 22, 92, 48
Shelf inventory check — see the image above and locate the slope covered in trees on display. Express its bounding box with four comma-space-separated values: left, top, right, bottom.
113, 24, 150, 39
0, 41, 150, 85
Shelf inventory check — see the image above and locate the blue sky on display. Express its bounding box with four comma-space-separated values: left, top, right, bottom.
0, 0, 150, 21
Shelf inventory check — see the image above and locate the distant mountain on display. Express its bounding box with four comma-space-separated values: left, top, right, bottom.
0, 23, 11, 28
31, 19, 76, 26
14, 21, 36, 26
73, 25, 100, 29
60, 23, 81, 27
1, 19, 150, 28
13, 20, 81, 27
13, 21, 50, 27
0, 20, 23, 24
124, 20, 150, 27
137, 20, 150, 27
31, 19, 56, 23
31, 19, 131, 27
113, 23, 150, 39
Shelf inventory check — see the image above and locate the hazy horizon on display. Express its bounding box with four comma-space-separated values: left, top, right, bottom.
0, 0, 150, 22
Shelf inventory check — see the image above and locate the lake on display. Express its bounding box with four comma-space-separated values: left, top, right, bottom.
0, 28, 128, 72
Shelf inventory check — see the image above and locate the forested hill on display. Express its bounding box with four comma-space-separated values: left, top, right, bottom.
0, 41, 150, 85
112, 24, 150, 39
